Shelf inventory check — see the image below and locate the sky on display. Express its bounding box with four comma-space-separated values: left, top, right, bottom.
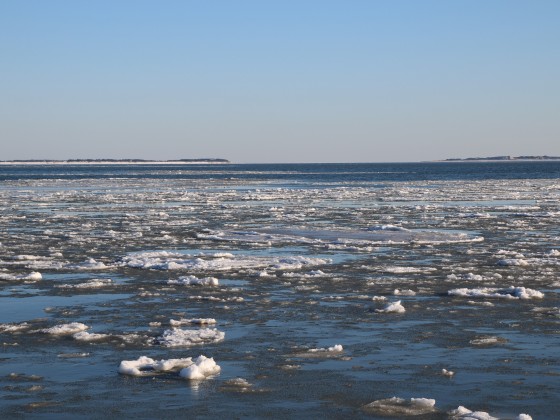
1, 0, 559, 163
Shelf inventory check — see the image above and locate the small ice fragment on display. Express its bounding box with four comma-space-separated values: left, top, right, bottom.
394, 289, 416, 296
442, 368, 455, 377
375, 300, 406, 313
309, 344, 343, 353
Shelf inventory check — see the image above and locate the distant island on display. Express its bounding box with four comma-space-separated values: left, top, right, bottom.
0, 159, 230, 165
441, 155, 560, 162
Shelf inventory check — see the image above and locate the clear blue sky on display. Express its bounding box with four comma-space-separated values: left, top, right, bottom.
1, 0, 559, 162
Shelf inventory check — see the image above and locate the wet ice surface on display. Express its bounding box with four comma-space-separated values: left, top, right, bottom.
0, 164, 559, 418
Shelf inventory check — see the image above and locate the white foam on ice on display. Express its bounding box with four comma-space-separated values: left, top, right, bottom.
167, 276, 219, 286
448, 286, 544, 299
375, 300, 406, 313
40, 322, 89, 335
156, 328, 225, 347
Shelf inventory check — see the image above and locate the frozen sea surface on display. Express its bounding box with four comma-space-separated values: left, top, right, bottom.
0, 162, 559, 418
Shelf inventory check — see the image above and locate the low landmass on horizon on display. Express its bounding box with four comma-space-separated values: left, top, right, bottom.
0, 158, 230, 165
441, 155, 560, 162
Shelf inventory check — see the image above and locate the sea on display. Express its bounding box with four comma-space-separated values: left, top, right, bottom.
0, 162, 559, 419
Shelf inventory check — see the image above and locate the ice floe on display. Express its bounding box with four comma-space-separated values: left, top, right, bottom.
155, 327, 225, 347
363, 397, 437, 416
197, 227, 482, 246
0, 271, 42, 281
120, 251, 330, 272
118, 354, 219, 380
56, 279, 113, 289
40, 322, 89, 335
73, 331, 111, 342
375, 300, 406, 313
66, 258, 109, 270
308, 344, 343, 353
448, 286, 544, 299
169, 318, 217, 326
167, 275, 219, 286
469, 336, 507, 346
0, 322, 30, 333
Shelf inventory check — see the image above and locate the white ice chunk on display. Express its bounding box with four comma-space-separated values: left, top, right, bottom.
308, 344, 343, 353
364, 397, 436, 416
73, 331, 110, 341
168, 276, 219, 286
0, 271, 42, 281
41, 322, 89, 335
157, 328, 225, 347
179, 355, 221, 380
118, 356, 157, 376
448, 286, 544, 300
375, 300, 406, 313
449, 406, 498, 419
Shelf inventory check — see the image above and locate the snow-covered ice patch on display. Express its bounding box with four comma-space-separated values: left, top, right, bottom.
167, 275, 219, 286
73, 331, 110, 342
0, 271, 42, 281
394, 289, 416, 296
121, 251, 330, 273
119, 355, 219, 380
156, 328, 225, 347
448, 286, 544, 300
40, 322, 89, 335
56, 279, 113, 289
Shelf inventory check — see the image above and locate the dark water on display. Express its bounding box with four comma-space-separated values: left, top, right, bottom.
2, 161, 560, 182
0, 162, 558, 419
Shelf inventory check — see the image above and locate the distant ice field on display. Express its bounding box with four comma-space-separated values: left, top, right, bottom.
0, 162, 559, 418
